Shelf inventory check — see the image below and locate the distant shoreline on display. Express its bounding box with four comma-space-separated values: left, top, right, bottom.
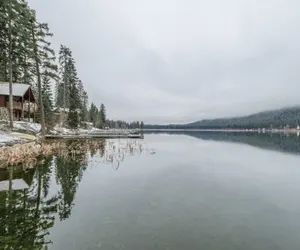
143, 128, 300, 134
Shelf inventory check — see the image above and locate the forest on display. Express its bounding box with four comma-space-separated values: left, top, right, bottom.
0, 0, 143, 135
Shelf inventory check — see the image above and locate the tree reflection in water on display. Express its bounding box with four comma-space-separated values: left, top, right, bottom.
0, 138, 146, 250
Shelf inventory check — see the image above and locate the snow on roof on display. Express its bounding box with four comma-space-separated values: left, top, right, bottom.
0, 82, 31, 97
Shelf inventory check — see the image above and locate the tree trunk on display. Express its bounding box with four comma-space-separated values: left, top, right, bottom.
31, 25, 45, 137
24, 53, 31, 122
8, 0, 13, 128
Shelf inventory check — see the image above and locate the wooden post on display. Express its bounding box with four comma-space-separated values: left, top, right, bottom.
33, 104, 35, 123
28, 89, 31, 122
21, 96, 24, 120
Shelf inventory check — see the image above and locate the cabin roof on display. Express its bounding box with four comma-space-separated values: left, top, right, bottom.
0, 82, 36, 102
0, 82, 32, 97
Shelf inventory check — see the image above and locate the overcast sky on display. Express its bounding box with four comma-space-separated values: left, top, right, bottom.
28, 0, 300, 124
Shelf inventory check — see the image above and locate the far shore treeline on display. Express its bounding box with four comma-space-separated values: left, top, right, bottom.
0, 0, 143, 135
145, 107, 300, 130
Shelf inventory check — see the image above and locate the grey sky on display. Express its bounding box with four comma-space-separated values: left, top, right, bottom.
28, 0, 300, 124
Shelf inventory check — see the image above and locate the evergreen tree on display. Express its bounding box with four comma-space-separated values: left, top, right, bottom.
39, 23, 58, 130
57, 45, 86, 128
78, 80, 88, 124
67, 58, 80, 128
7, 0, 16, 128
68, 82, 79, 128
42, 76, 54, 129
82, 90, 88, 121
0, 1, 8, 82
18, 4, 35, 87
56, 45, 72, 109
30, 16, 48, 136
99, 103, 106, 128
88, 102, 98, 127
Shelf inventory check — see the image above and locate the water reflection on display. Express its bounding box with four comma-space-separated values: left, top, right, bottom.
0, 139, 145, 250
148, 131, 300, 155
0, 164, 58, 250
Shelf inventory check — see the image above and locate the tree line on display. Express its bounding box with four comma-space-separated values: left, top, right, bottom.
0, 0, 144, 134
88, 102, 144, 129
145, 107, 300, 130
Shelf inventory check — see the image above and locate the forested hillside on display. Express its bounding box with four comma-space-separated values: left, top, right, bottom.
145, 107, 300, 129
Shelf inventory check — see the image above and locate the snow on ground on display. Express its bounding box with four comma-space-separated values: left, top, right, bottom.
0, 132, 27, 146
0, 121, 39, 146
0, 133, 17, 144
13, 121, 41, 133
50, 125, 104, 135
50, 125, 140, 135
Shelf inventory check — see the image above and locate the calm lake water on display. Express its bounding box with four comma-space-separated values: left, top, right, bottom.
1, 132, 300, 250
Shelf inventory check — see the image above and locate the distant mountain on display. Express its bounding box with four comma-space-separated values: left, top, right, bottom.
145, 106, 300, 129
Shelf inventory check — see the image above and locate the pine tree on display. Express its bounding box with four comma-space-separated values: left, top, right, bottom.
39, 23, 58, 130
57, 45, 85, 128
19, 5, 34, 87
11, 0, 33, 83
42, 76, 54, 129
81, 90, 88, 124
30, 15, 50, 136
78, 80, 88, 124
0, 1, 9, 82
7, 0, 15, 128
56, 45, 72, 109
99, 103, 106, 128
67, 59, 80, 128
68, 84, 79, 128
88, 102, 98, 127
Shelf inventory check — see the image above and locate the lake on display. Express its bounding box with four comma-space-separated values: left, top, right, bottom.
1, 132, 300, 250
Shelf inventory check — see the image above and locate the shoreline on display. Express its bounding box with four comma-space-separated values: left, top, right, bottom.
0, 128, 299, 169
143, 128, 300, 133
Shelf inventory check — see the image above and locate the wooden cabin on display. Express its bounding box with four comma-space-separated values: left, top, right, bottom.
0, 82, 37, 121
